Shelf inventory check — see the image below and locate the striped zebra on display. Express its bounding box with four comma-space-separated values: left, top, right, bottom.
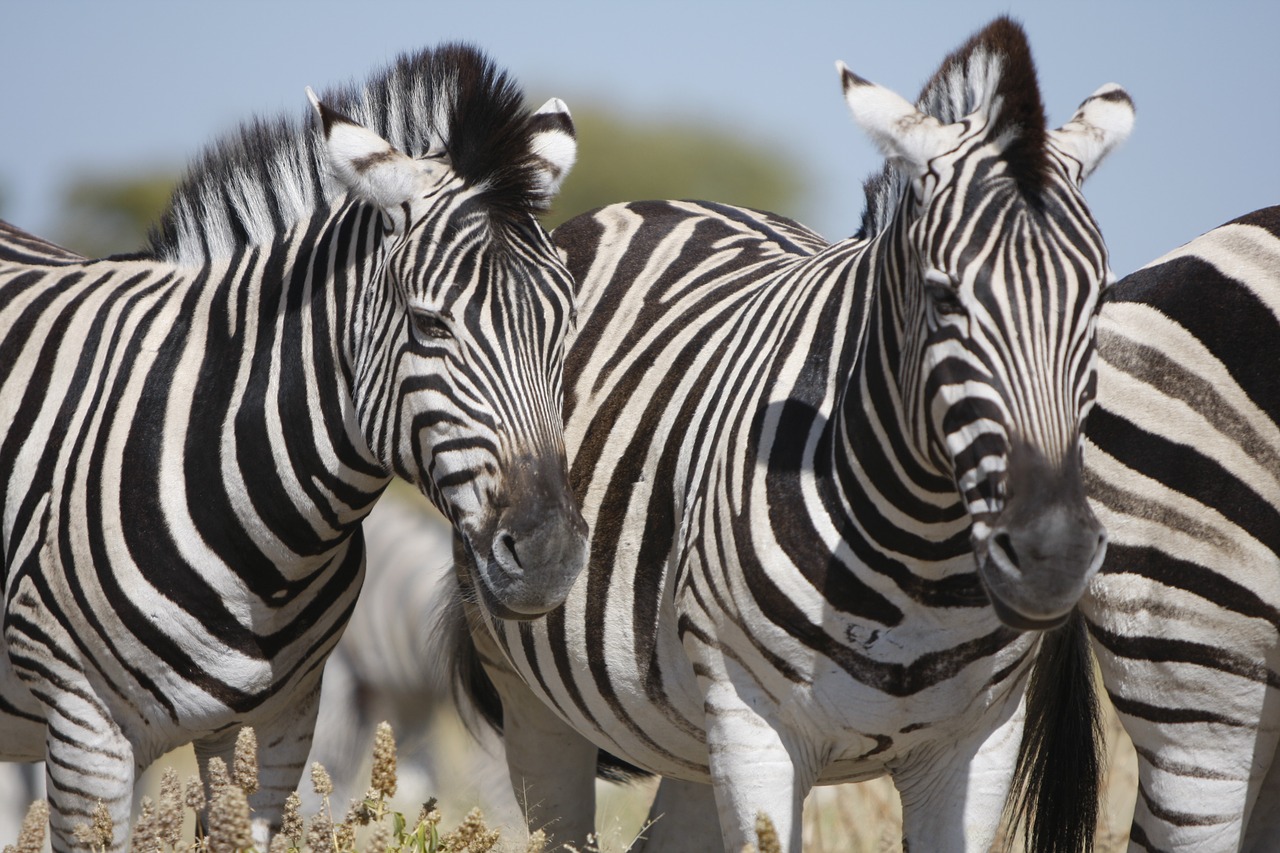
454, 17, 1133, 853
0, 45, 585, 851
1026, 206, 1280, 851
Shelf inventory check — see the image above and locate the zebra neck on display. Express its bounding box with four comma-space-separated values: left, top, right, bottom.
222, 202, 394, 570
828, 236, 973, 565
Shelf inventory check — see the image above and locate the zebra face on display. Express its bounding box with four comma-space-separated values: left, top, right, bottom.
315, 94, 589, 619
842, 65, 1134, 630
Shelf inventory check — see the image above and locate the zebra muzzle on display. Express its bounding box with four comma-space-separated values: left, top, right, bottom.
469, 454, 589, 620
976, 442, 1108, 630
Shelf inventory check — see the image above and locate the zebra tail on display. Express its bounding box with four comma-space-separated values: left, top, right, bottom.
1002, 608, 1103, 853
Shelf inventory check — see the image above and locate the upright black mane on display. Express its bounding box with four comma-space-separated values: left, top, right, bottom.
859, 16, 1049, 237
146, 43, 550, 265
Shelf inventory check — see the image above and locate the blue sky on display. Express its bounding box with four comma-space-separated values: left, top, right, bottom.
2, 1, 1276, 276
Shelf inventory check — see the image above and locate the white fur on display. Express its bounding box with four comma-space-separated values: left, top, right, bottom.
837, 61, 966, 179
1048, 83, 1135, 183
307, 86, 445, 212
529, 97, 577, 196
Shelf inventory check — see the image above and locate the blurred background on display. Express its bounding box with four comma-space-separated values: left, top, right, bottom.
3, 1, 1277, 272
0, 1, 1272, 848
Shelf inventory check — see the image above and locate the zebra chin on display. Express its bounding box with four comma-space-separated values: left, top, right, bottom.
975, 507, 1108, 631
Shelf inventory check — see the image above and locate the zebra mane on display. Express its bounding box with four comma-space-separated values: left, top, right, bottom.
859, 16, 1049, 238
146, 43, 550, 265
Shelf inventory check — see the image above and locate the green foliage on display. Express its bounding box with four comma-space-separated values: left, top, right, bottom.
54, 171, 177, 257
544, 104, 808, 229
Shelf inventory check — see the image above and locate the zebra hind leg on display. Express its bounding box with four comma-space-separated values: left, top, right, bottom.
1242, 691, 1280, 852
632, 776, 724, 852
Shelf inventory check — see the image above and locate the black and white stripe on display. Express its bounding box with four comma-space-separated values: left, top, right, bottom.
1065, 206, 1280, 851
0, 44, 584, 851
455, 18, 1132, 852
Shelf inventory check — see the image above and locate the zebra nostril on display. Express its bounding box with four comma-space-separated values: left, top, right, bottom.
500, 532, 524, 572
994, 531, 1020, 571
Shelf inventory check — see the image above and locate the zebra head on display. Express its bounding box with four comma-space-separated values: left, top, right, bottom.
840, 18, 1134, 630
309, 82, 588, 620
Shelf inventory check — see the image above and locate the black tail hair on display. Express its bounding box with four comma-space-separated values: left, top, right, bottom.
1002, 608, 1103, 852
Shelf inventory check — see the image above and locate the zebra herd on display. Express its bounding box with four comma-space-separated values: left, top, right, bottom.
0, 15, 1276, 853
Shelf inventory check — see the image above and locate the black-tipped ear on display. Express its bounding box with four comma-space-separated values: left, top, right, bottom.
305, 86, 360, 138
528, 98, 576, 198
530, 105, 575, 139
837, 62, 872, 92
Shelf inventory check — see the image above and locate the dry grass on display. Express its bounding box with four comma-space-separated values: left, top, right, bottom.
4, 691, 1137, 853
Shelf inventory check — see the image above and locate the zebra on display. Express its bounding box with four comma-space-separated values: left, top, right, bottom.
452, 17, 1133, 853
0, 44, 585, 851
1019, 205, 1280, 852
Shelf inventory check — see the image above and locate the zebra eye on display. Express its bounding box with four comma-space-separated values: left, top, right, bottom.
409, 308, 454, 340
923, 270, 964, 315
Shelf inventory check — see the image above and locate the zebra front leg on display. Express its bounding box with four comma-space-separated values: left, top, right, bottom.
633, 776, 725, 852
43, 701, 136, 853
702, 678, 815, 852
194, 681, 322, 848
486, 661, 598, 847
891, 693, 1025, 853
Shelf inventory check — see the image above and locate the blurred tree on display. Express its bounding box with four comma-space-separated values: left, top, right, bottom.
54, 172, 177, 257
544, 104, 809, 229
42, 105, 810, 257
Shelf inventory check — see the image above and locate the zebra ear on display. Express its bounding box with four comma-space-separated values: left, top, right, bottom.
1049, 84, 1135, 185
528, 97, 577, 198
837, 61, 963, 179
307, 87, 441, 210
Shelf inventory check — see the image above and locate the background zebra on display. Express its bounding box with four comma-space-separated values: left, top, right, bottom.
0, 45, 583, 850
1028, 206, 1280, 851
454, 17, 1132, 853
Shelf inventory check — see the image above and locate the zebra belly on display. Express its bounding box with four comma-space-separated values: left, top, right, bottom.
496, 588, 1030, 786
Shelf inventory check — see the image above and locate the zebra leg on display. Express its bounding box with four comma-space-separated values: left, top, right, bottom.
891, 692, 1025, 852
1099, 661, 1278, 852
702, 678, 815, 852
633, 776, 724, 852
1243, 722, 1280, 853
42, 702, 136, 853
193, 681, 322, 848
486, 662, 598, 847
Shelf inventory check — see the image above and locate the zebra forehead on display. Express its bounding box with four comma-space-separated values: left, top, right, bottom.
146, 43, 552, 265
